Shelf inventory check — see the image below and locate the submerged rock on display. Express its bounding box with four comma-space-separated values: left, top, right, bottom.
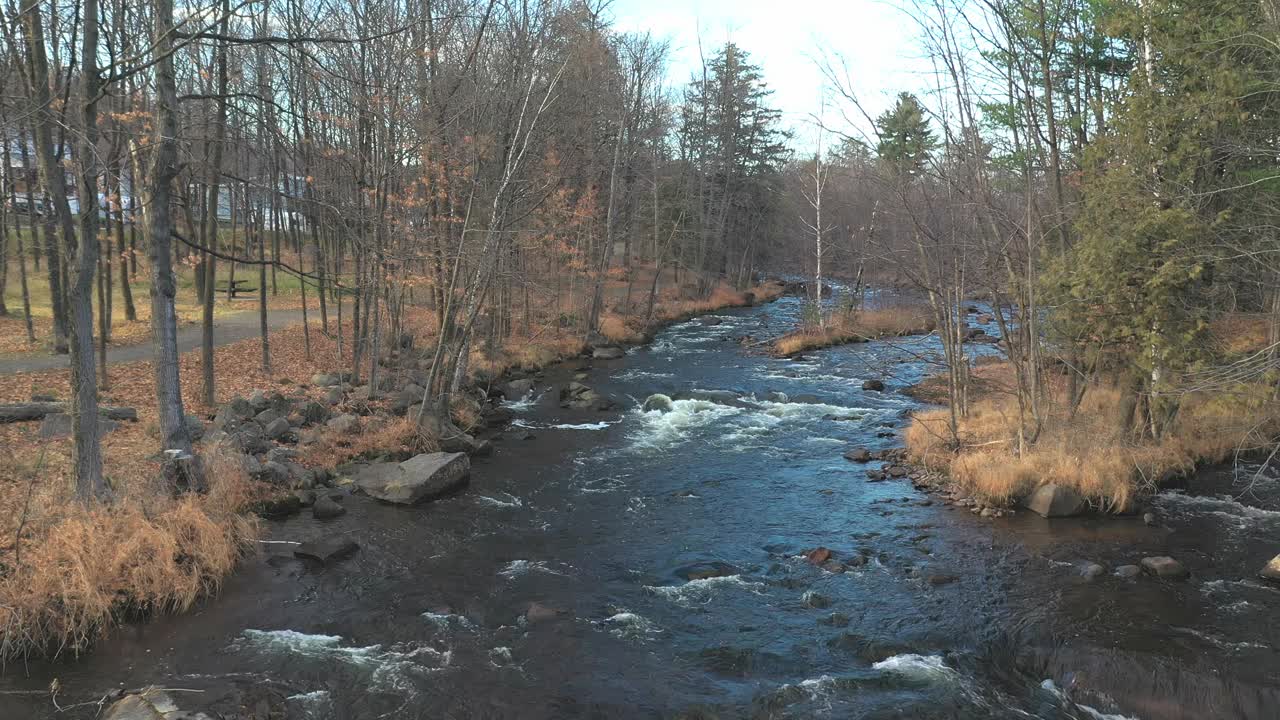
1115, 564, 1142, 578
1023, 483, 1086, 518
806, 547, 833, 565
676, 561, 739, 581
801, 590, 832, 608
1140, 556, 1188, 579
312, 495, 346, 519
862, 379, 886, 392
294, 537, 359, 563
525, 601, 568, 623
1081, 562, 1106, 580
642, 394, 674, 413
356, 452, 471, 505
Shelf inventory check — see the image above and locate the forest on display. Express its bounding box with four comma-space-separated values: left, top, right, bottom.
0, 0, 1278, 688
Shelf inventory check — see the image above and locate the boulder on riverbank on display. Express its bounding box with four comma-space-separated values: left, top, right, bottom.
1023, 483, 1086, 518
356, 452, 471, 505
592, 346, 625, 360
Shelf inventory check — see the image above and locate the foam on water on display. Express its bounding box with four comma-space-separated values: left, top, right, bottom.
421, 611, 476, 632
287, 689, 333, 718
631, 398, 745, 447
872, 653, 957, 681
1040, 680, 1141, 720
499, 559, 571, 579
475, 492, 523, 508
758, 399, 868, 421
233, 630, 451, 695
643, 574, 765, 607
512, 418, 621, 431
615, 368, 675, 381
601, 610, 662, 640
502, 390, 544, 412
1156, 492, 1280, 525
489, 646, 514, 666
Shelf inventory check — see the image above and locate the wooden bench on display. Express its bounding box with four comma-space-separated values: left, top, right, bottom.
215, 278, 258, 299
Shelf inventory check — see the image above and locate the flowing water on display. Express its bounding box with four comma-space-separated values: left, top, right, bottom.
3, 294, 1279, 719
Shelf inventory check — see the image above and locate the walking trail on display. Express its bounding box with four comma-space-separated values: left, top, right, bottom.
0, 309, 307, 375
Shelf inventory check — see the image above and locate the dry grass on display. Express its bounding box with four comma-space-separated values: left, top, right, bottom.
774, 305, 935, 356
0, 449, 259, 662
1209, 312, 1272, 355
906, 363, 1280, 512
303, 417, 442, 469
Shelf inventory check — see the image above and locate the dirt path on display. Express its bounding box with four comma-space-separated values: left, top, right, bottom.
0, 309, 308, 375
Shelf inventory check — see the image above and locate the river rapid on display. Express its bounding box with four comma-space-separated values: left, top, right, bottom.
3, 293, 1279, 719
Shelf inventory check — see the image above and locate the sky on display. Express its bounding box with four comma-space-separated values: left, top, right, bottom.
608, 0, 934, 150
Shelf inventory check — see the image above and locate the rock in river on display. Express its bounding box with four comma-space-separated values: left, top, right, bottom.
844, 447, 872, 463
1023, 483, 1086, 518
294, 537, 359, 563
356, 451, 471, 505
1115, 564, 1142, 579
862, 379, 886, 392
312, 495, 346, 519
806, 547, 833, 565
1259, 554, 1280, 582
1140, 555, 1188, 579
592, 345, 625, 359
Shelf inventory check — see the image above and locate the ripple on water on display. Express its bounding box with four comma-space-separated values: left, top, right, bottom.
498, 559, 572, 579
1155, 492, 1280, 527
1039, 679, 1141, 720
643, 574, 765, 607
871, 653, 957, 682
475, 492, 524, 508
232, 630, 451, 696
601, 609, 662, 640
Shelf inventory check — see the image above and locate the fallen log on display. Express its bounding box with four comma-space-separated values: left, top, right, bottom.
0, 402, 139, 424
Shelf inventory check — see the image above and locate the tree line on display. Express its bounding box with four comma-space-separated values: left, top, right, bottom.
771, 0, 1280, 459
0, 0, 793, 500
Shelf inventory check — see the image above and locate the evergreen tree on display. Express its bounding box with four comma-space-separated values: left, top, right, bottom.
875, 92, 936, 179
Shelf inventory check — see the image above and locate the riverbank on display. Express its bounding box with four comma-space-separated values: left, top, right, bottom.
903, 358, 1280, 514
0, 277, 784, 664
772, 304, 934, 356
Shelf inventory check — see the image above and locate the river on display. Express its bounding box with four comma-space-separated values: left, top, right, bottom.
2, 292, 1278, 719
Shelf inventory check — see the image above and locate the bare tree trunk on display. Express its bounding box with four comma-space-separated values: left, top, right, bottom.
21, 0, 104, 500
145, 0, 199, 490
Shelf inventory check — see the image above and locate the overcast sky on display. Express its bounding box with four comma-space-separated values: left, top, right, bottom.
607, 0, 933, 149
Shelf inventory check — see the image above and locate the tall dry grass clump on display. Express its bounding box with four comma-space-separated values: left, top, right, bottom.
0, 450, 259, 662
906, 371, 1280, 512
774, 305, 935, 356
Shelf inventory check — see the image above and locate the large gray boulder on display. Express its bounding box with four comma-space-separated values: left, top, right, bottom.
1023, 483, 1086, 518
327, 413, 361, 434
356, 452, 471, 505
311, 372, 341, 387
500, 378, 536, 400
592, 345, 625, 359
